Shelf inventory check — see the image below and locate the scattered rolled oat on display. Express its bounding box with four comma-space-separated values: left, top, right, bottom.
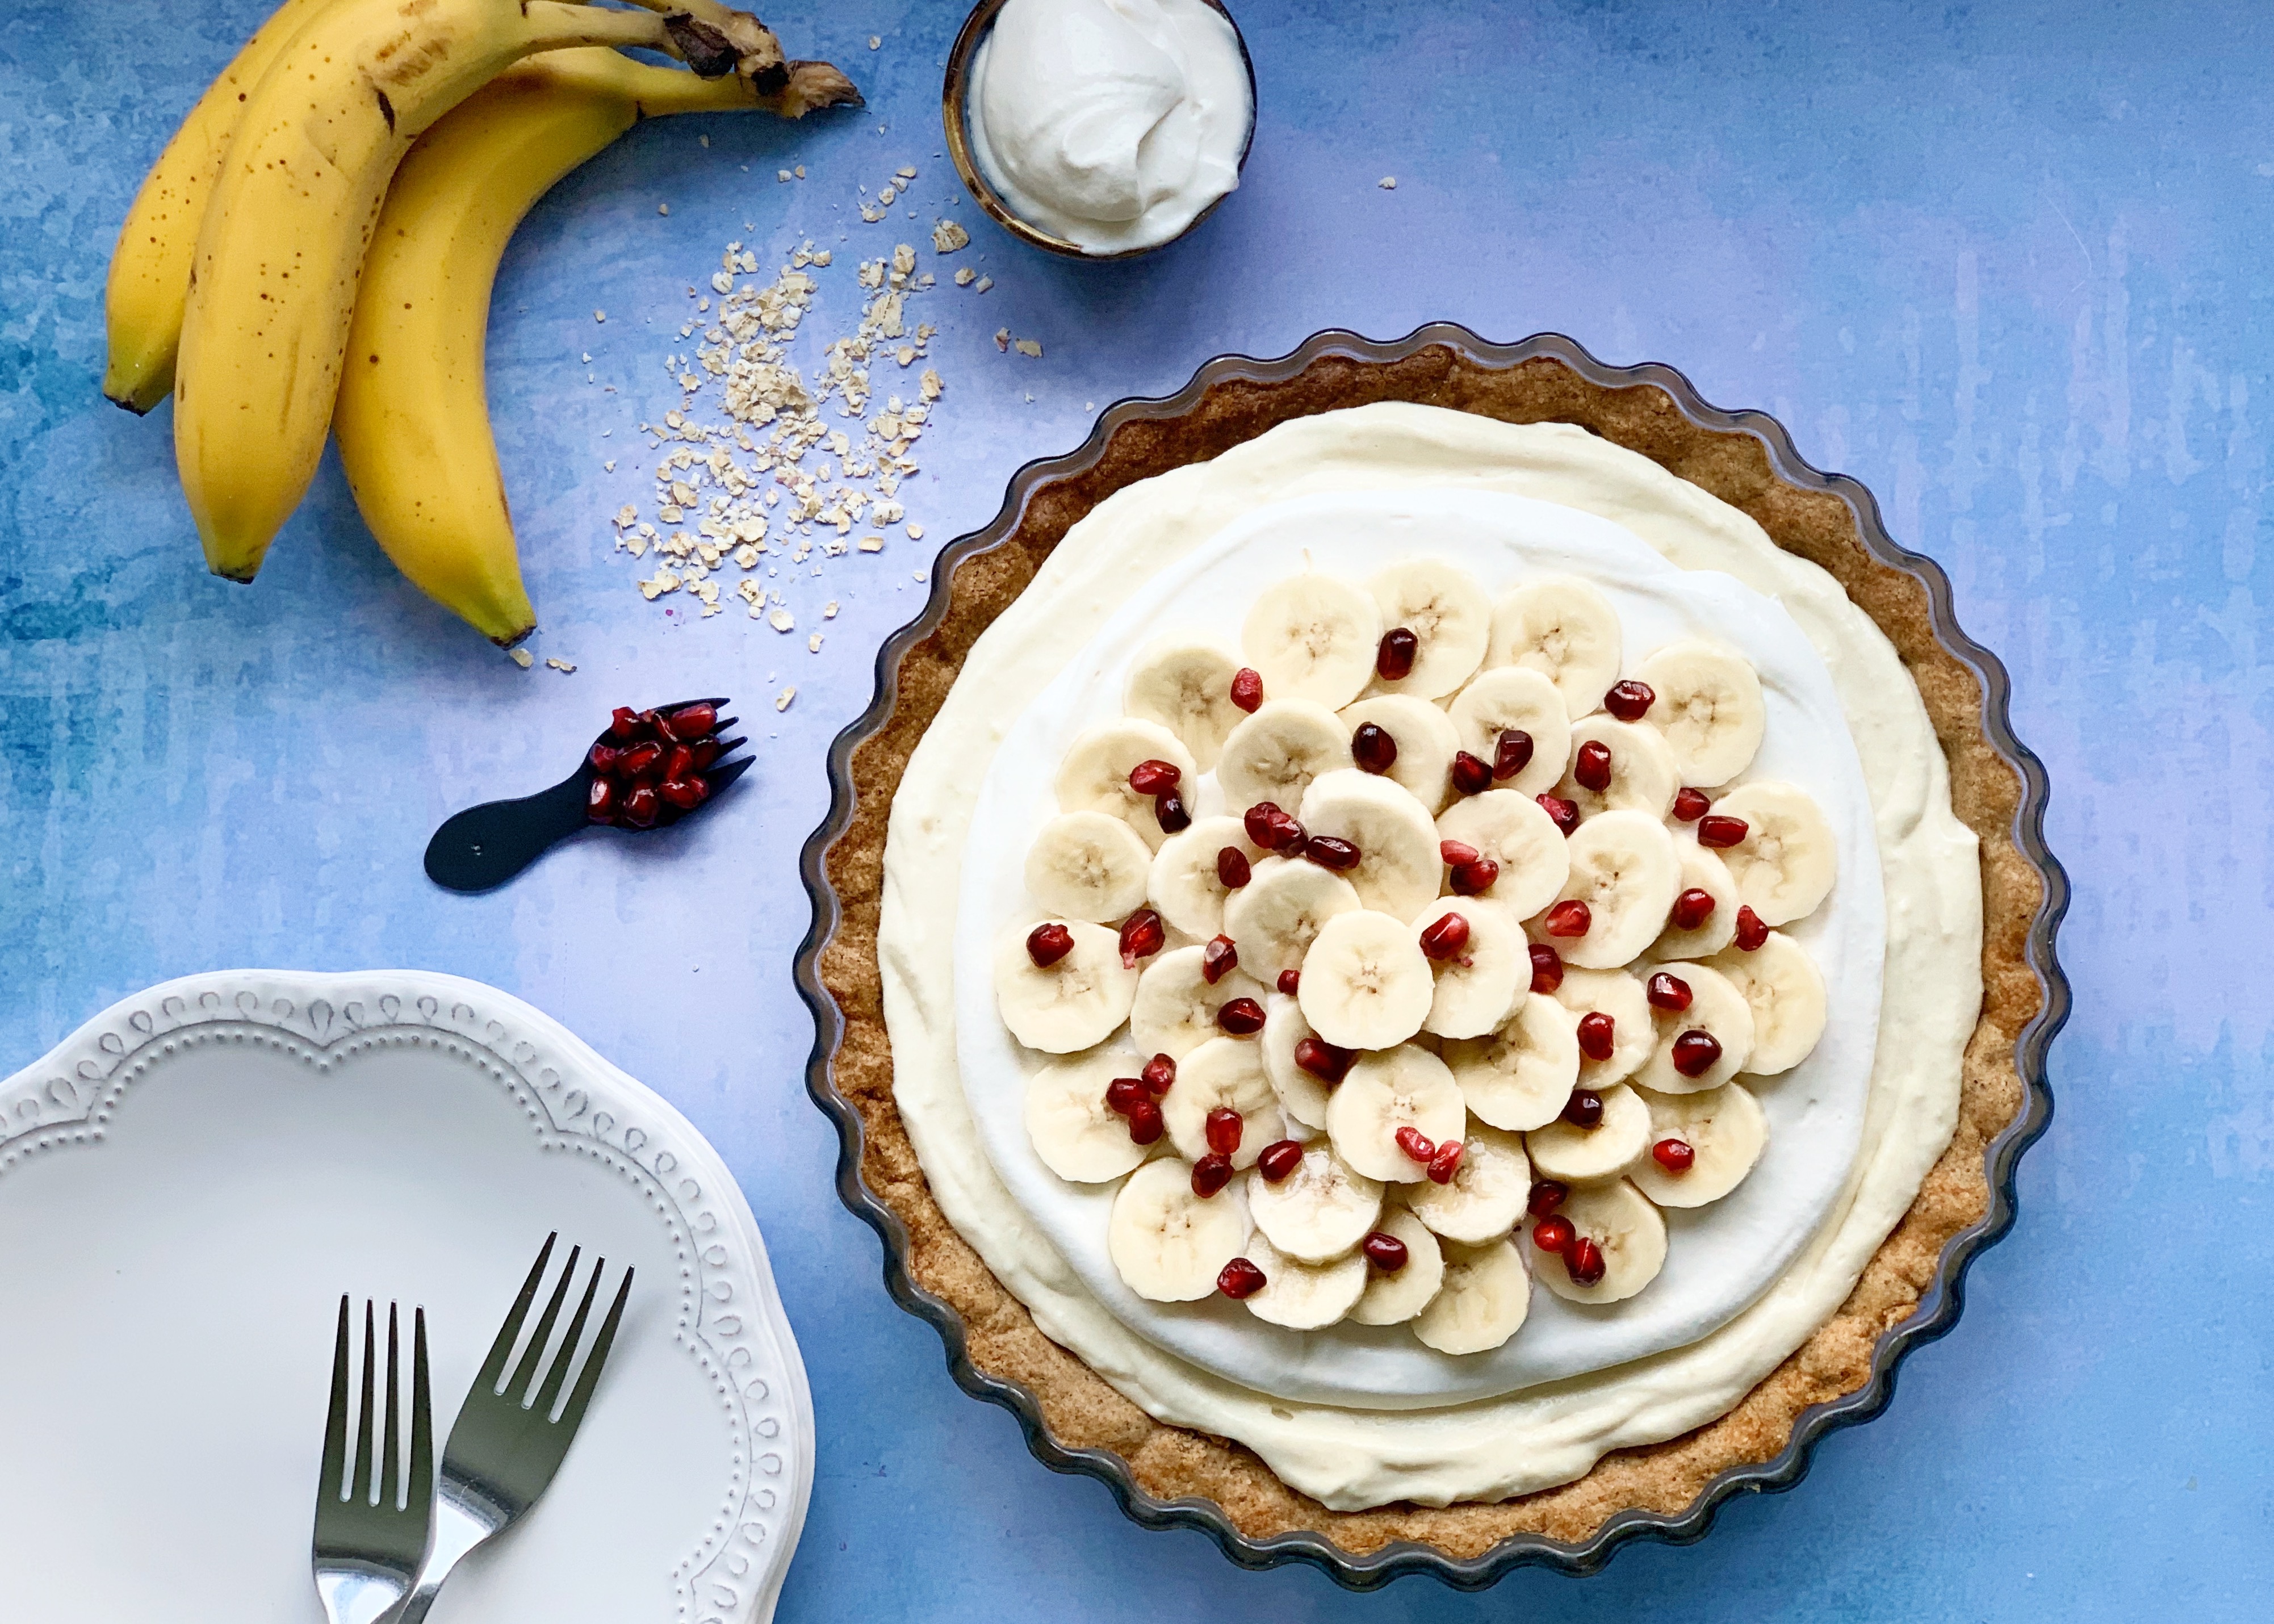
508, 648, 534, 668
868, 34, 880, 48
777, 687, 797, 711
974, 275, 993, 293
768, 608, 795, 632
932, 219, 970, 253
545, 658, 578, 673
1013, 337, 1042, 358
659, 203, 671, 215
994, 327, 1010, 351
824, 600, 840, 618
954, 266, 976, 286
1378, 176, 1397, 189
594, 310, 606, 322
807, 632, 824, 652
907, 523, 924, 540
777, 169, 793, 183
858, 535, 884, 553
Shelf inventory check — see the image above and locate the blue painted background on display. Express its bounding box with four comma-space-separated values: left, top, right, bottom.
3, 0, 2269, 1616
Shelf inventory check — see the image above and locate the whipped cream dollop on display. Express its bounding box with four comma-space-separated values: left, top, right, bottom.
968, 0, 1251, 254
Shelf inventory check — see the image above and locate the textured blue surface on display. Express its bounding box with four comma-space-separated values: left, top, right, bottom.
3, 1, 2270, 1617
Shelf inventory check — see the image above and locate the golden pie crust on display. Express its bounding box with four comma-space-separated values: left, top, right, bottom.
814, 345, 2042, 1556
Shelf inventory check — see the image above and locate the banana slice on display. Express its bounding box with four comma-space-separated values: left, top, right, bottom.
1123, 634, 1246, 771
1347, 1203, 1447, 1326
1148, 815, 1257, 939
1404, 1121, 1532, 1242
1636, 639, 1766, 788
1445, 666, 1571, 796
1224, 855, 1362, 978
1488, 577, 1622, 718
1411, 1236, 1531, 1355
1339, 693, 1461, 812
1259, 990, 1331, 1128
1706, 781, 1837, 926
1435, 789, 1571, 920
1523, 1080, 1649, 1183
994, 920, 1140, 1054
1708, 931, 1827, 1074
1055, 718, 1200, 851
1647, 837, 1740, 960
1634, 961, 1754, 1093
1443, 995, 1580, 1131
1239, 1232, 1369, 1330
1527, 1178, 1666, 1304
1161, 1036, 1282, 1169
1108, 1157, 1251, 1302
1412, 898, 1526, 1040
1552, 968, 1655, 1088
1557, 715, 1680, 820
1297, 909, 1434, 1052
1025, 1046, 1152, 1183
1324, 1044, 1467, 1182
1216, 698, 1354, 814
1025, 810, 1155, 923
1536, 809, 1681, 969
1366, 560, 1490, 700
1129, 945, 1269, 1061
1299, 768, 1441, 922
1242, 574, 1383, 709
1629, 1083, 1768, 1207
1246, 1141, 1383, 1261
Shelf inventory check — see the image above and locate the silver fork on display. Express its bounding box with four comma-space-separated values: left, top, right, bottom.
312, 1299, 434, 1624
390, 1234, 634, 1624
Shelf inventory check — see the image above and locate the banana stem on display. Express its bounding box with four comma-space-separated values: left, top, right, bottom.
521, 1, 672, 53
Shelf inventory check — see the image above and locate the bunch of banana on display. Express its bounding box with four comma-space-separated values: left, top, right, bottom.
103, 0, 857, 646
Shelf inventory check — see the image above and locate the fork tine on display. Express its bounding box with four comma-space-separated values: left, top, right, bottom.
556, 1266, 635, 1437
319, 1295, 351, 1503
705, 757, 755, 794
476, 1233, 557, 1392
407, 1307, 434, 1514
533, 1257, 606, 1419
381, 1304, 402, 1511
353, 1301, 377, 1506
505, 1244, 581, 1403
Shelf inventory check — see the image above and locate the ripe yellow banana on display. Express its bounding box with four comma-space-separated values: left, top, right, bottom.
101, 0, 344, 414
333, 51, 857, 644
172, 0, 769, 584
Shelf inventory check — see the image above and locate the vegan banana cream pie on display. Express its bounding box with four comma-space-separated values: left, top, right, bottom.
873, 400, 1983, 1516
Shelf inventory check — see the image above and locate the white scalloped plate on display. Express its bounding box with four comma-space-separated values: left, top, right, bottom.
0, 970, 811, 1624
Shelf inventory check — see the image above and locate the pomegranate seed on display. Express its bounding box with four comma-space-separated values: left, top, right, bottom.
1141, 1054, 1177, 1094
1450, 859, 1500, 896
1672, 1030, 1723, 1078
1532, 1215, 1575, 1254
635, 708, 668, 737
1351, 722, 1398, 774
1026, 923, 1075, 967
589, 742, 623, 773
1538, 793, 1580, 835
1377, 626, 1419, 681
1544, 898, 1592, 937
1576, 1014, 1615, 1064
1229, 667, 1264, 713
1118, 909, 1165, 968
689, 738, 722, 770
1573, 739, 1613, 793
1565, 1236, 1607, 1286
1362, 1232, 1410, 1271
1427, 1139, 1464, 1184
1670, 887, 1718, 930
663, 744, 696, 783
1217, 847, 1253, 889
608, 705, 643, 740
1394, 1125, 1437, 1164
1105, 1077, 1148, 1115
1450, 751, 1492, 796
1603, 679, 1655, 721
1258, 1140, 1304, 1182
1205, 1106, 1245, 1156
659, 776, 708, 811
621, 784, 660, 827
671, 704, 719, 742
1217, 997, 1267, 1035
1201, 935, 1239, 984
1494, 729, 1534, 780
1653, 1137, 1696, 1173
1528, 943, 1564, 994
1440, 839, 1482, 868
1192, 1154, 1234, 1198
1673, 786, 1711, 822
1154, 790, 1192, 834
1125, 1099, 1164, 1144
1527, 1179, 1569, 1217
1244, 802, 1304, 851
1697, 814, 1749, 848
1734, 905, 1770, 951
1276, 969, 1301, 996
1562, 1087, 1605, 1129
1304, 835, 1361, 870
1646, 972, 1694, 1012
1129, 758, 1182, 796
619, 740, 665, 780
1216, 1255, 1266, 1296
1419, 913, 1471, 961
1295, 1037, 1355, 1082
587, 777, 617, 822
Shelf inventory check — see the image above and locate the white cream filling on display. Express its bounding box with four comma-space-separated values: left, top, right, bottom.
878, 405, 1982, 1509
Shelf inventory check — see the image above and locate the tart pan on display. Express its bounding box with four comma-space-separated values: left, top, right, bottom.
793, 326, 2068, 1585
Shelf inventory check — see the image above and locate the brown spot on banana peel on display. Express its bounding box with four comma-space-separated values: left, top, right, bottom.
665, 14, 740, 78
375, 89, 395, 131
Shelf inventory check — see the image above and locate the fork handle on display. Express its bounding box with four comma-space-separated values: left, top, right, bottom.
384, 1502, 493, 1624
423, 768, 593, 894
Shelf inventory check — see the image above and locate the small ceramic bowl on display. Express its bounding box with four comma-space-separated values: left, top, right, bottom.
941, 0, 1258, 261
